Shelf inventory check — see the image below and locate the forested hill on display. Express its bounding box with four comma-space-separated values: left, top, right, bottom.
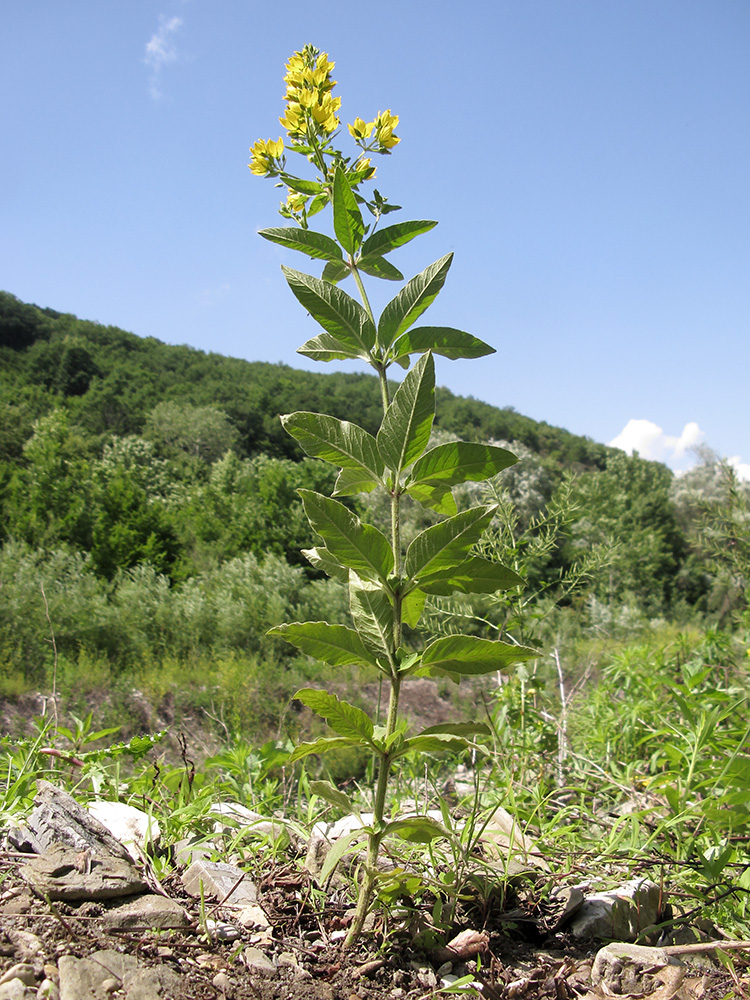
0, 289, 741, 677
0, 291, 609, 469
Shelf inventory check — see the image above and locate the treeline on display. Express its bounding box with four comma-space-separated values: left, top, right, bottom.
0, 291, 609, 467
0, 291, 746, 695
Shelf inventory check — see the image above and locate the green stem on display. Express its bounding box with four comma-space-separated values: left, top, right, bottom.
345, 675, 400, 947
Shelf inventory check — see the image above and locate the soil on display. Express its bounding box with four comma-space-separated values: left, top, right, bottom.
0, 845, 742, 1000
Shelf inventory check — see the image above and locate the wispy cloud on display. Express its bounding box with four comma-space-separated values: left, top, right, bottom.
144, 15, 183, 100
609, 418, 706, 470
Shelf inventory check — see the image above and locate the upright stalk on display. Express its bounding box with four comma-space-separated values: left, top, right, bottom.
344, 272, 404, 947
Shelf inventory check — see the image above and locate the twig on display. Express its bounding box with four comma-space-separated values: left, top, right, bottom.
662, 939, 750, 956
40, 584, 58, 732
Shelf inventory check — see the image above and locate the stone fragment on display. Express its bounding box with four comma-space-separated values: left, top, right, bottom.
87, 801, 160, 860
0, 967, 35, 988
17, 783, 132, 861
58, 950, 140, 1000
570, 879, 663, 940
0, 980, 33, 1000
101, 893, 191, 931
212, 971, 231, 992
241, 947, 278, 978
591, 942, 683, 994
36, 979, 59, 999
181, 859, 257, 908
204, 918, 241, 941
121, 965, 183, 999
236, 903, 271, 929
210, 802, 292, 842
479, 805, 548, 873
19, 843, 148, 901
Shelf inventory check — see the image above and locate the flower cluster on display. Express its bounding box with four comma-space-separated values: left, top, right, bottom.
348, 110, 400, 153
280, 46, 340, 138
249, 45, 401, 225
248, 137, 284, 177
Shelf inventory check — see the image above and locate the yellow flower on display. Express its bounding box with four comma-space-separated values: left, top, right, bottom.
375, 109, 400, 150
279, 102, 306, 137
347, 117, 374, 140
248, 137, 284, 176
286, 188, 307, 213
355, 156, 376, 179
310, 92, 341, 133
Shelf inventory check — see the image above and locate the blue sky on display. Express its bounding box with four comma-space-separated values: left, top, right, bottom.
3, 1, 749, 476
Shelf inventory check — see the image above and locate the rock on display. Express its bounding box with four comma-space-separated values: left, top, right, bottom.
87, 801, 160, 860
204, 918, 241, 941
19, 843, 148, 901
241, 946, 278, 978
479, 805, 548, 874
58, 949, 183, 1000
120, 965, 184, 999
15, 783, 132, 862
57, 950, 140, 1000
236, 903, 271, 929
35, 979, 59, 999
591, 942, 683, 994
181, 859, 257, 909
0, 967, 35, 988
101, 893, 191, 931
210, 802, 292, 843
0, 980, 34, 1000
570, 879, 663, 941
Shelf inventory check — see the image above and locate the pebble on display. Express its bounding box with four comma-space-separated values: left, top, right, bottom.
0, 967, 35, 988
212, 971, 231, 992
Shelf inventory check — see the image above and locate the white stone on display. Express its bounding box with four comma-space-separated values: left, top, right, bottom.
570, 879, 663, 940
87, 801, 160, 859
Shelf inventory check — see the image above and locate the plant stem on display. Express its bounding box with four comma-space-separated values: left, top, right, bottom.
345, 675, 400, 947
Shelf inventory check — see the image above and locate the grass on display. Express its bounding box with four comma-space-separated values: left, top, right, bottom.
1, 620, 749, 946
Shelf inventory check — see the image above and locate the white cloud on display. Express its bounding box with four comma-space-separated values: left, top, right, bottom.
728, 456, 750, 482
144, 15, 183, 99
609, 419, 706, 470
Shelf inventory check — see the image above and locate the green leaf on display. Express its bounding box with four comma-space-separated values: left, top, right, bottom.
417, 556, 523, 596
301, 546, 349, 582
279, 174, 324, 195
258, 227, 343, 262
391, 326, 495, 362
267, 622, 381, 669
282, 266, 376, 357
377, 254, 453, 351
392, 735, 468, 757
281, 412, 384, 487
360, 220, 438, 258
409, 442, 518, 491
287, 736, 357, 764
308, 780, 357, 815
384, 816, 449, 843
401, 589, 427, 629
321, 259, 351, 284
356, 256, 404, 281
333, 165, 365, 255
319, 828, 369, 884
299, 490, 393, 582
349, 574, 394, 660
294, 688, 374, 742
418, 635, 537, 680
404, 482, 458, 516
297, 332, 361, 362
376, 352, 435, 477
404, 505, 497, 580
333, 466, 380, 496
420, 722, 492, 738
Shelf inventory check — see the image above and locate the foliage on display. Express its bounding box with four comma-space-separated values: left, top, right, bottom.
250, 44, 537, 945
